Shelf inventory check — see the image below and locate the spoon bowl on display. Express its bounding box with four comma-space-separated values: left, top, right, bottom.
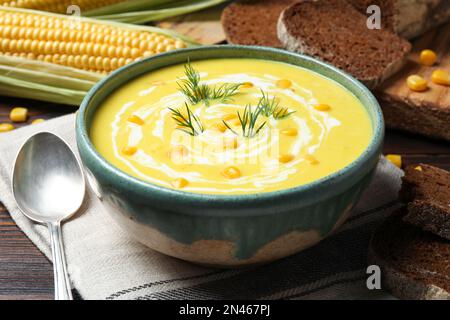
12, 132, 85, 300
12, 132, 85, 223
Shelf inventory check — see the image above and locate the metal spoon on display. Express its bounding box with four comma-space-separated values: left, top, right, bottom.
12, 132, 85, 300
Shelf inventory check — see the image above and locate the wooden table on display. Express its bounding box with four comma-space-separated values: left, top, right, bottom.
1, 97, 449, 300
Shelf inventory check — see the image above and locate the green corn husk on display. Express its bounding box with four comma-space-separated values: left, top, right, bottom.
0, 6, 199, 106
86, 0, 230, 24
0, 75, 88, 105
0, 55, 103, 105
0, 65, 97, 91
0, 55, 103, 83
0, 0, 229, 24
85, 0, 181, 16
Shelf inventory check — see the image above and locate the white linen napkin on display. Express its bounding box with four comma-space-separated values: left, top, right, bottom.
0, 113, 403, 300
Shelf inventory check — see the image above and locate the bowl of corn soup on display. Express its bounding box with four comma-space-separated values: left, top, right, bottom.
76, 45, 384, 267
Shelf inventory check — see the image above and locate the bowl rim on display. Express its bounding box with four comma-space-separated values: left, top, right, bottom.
76, 45, 384, 207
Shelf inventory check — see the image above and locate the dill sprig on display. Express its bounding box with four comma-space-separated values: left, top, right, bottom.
169, 103, 204, 136
211, 83, 243, 103
257, 89, 295, 119
177, 62, 242, 106
223, 104, 266, 138
272, 106, 296, 119
258, 90, 279, 117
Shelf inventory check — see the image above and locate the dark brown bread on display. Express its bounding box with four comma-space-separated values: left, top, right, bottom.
393, 0, 450, 39
222, 0, 450, 49
368, 208, 450, 300
221, 0, 296, 47
277, 0, 411, 89
400, 164, 450, 240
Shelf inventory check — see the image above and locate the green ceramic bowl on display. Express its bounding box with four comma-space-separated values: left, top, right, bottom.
76, 45, 384, 267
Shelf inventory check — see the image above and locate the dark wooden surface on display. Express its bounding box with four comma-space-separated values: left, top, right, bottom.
0, 97, 449, 300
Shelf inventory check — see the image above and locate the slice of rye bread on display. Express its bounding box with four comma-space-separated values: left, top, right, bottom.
277, 0, 411, 89
348, 0, 450, 39
368, 208, 450, 300
221, 0, 297, 47
400, 164, 450, 240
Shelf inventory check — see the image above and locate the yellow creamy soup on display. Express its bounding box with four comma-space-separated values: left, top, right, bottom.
91, 59, 372, 194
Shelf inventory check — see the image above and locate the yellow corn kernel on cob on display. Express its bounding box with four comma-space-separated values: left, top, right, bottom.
0, 0, 127, 14
0, 8, 188, 73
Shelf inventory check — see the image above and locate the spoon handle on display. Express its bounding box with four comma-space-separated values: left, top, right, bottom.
48, 222, 73, 300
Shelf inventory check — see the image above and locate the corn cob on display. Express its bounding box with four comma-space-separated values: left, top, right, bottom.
0, 6, 196, 105
0, 0, 128, 14
0, 7, 189, 73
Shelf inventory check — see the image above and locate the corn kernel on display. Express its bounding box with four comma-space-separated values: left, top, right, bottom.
419, 49, 437, 66
222, 113, 238, 121
127, 114, 145, 125
304, 154, 319, 165
122, 146, 137, 156
221, 166, 241, 179
386, 154, 402, 168
414, 166, 423, 171
211, 122, 227, 133
278, 154, 294, 163
0, 123, 14, 132
31, 118, 45, 124
9, 107, 28, 122
407, 75, 428, 92
431, 69, 450, 86
276, 79, 292, 89
280, 128, 298, 136
241, 82, 254, 88
314, 104, 331, 111
223, 137, 238, 150
171, 177, 188, 189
